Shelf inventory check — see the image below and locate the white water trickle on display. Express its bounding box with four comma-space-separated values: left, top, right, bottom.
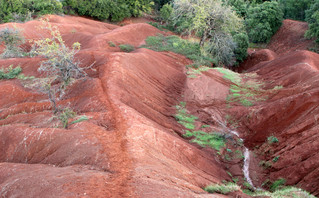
230, 130, 256, 189
211, 116, 257, 189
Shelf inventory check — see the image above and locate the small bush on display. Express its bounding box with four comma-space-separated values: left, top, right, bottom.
108, 41, 116, 47
0, 65, 22, 79
204, 182, 240, 194
0, 27, 25, 58
119, 44, 135, 52
59, 108, 76, 129
233, 32, 249, 63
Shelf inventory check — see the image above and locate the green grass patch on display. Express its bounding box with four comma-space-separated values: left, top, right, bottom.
215, 68, 268, 107
185, 130, 226, 151
204, 182, 240, 194
142, 34, 215, 67
175, 102, 197, 130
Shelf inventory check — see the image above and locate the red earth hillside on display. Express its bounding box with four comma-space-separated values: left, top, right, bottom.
1, 15, 319, 197
0, 15, 235, 197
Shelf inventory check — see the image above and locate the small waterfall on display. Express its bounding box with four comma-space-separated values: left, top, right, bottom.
230, 130, 255, 189
209, 115, 256, 188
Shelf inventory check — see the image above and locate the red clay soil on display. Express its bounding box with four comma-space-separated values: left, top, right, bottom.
0, 15, 233, 197
267, 19, 314, 56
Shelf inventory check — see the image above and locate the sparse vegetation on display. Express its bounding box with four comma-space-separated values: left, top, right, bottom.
184, 130, 227, 151
58, 108, 76, 129
272, 156, 280, 162
119, 44, 135, 52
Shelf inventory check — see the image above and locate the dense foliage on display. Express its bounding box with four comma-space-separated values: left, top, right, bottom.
0, 0, 63, 23
278, 0, 313, 21
246, 1, 283, 43
305, 0, 319, 43
62, 0, 153, 22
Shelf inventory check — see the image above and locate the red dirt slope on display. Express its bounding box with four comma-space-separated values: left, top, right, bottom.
0, 15, 232, 197
267, 19, 314, 55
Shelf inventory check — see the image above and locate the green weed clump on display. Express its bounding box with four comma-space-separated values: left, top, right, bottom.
142, 34, 215, 67
204, 182, 240, 194
268, 136, 279, 144
0, 65, 22, 79
270, 178, 286, 192
119, 44, 135, 52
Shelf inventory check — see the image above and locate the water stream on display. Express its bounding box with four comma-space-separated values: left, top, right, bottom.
212, 117, 257, 189
229, 129, 256, 189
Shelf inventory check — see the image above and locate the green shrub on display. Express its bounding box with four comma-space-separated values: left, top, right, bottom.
233, 32, 249, 63
305, 0, 319, 44
205, 182, 240, 194
0, 65, 22, 79
0, 27, 25, 58
59, 107, 76, 129
108, 41, 116, 47
246, 1, 283, 43
119, 44, 135, 52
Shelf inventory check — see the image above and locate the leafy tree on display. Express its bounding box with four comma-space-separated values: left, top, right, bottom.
32, 20, 86, 113
305, 0, 319, 43
171, 0, 247, 66
278, 0, 313, 21
246, 1, 283, 43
